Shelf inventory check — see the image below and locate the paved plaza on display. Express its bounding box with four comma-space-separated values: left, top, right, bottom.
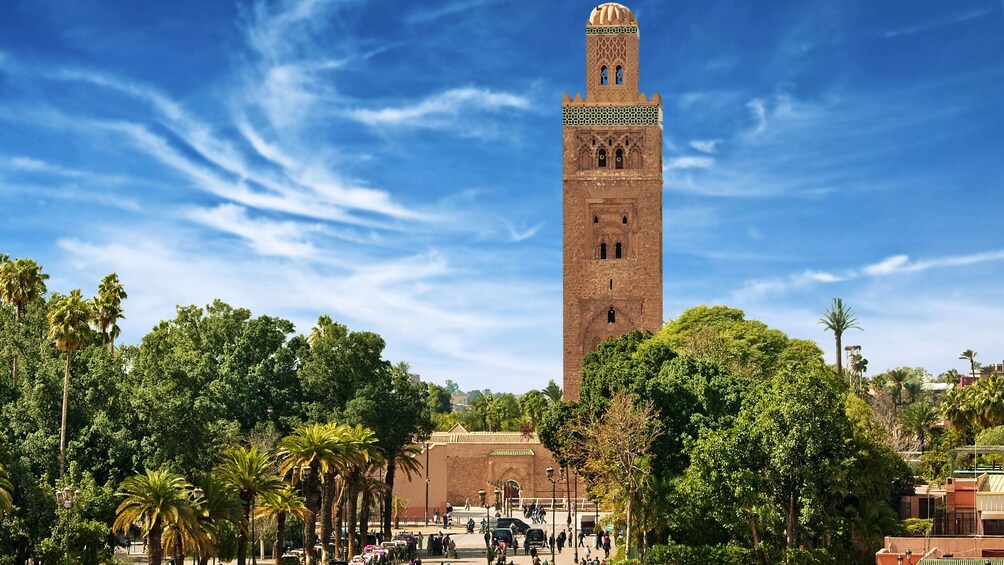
398, 509, 614, 565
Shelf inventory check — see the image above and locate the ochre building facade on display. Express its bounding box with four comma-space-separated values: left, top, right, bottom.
563, 3, 664, 401
391, 426, 560, 521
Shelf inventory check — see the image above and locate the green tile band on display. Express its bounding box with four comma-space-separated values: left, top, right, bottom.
586, 26, 639, 35
562, 105, 662, 126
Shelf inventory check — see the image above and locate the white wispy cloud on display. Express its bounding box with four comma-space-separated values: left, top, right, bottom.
689, 139, 719, 153
504, 222, 544, 243
405, 0, 501, 23
747, 98, 768, 136
347, 87, 533, 128
733, 249, 1004, 300
883, 8, 995, 38
186, 204, 322, 259
666, 156, 715, 170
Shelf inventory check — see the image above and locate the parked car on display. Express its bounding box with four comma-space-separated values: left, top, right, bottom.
525, 528, 546, 548
492, 527, 514, 546
495, 517, 531, 534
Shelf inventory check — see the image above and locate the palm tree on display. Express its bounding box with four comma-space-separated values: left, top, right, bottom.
47, 289, 93, 479
0, 462, 12, 519
278, 424, 339, 565
899, 403, 937, 452
903, 379, 924, 404
541, 379, 563, 403
974, 375, 1004, 428
256, 485, 309, 565
191, 474, 243, 565
381, 444, 422, 539
519, 389, 549, 430
94, 272, 127, 355
819, 298, 862, 381
887, 368, 909, 406
961, 349, 979, 377
942, 386, 975, 439
0, 257, 49, 385
113, 469, 196, 565
337, 424, 380, 560
215, 446, 284, 565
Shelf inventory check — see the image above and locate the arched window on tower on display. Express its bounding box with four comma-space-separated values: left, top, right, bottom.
608, 307, 616, 324
616, 66, 624, 85
600, 66, 609, 85
615, 148, 624, 169
593, 216, 599, 224
622, 215, 628, 224
615, 242, 622, 259
600, 243, 607, 260
598, 149, 607, 168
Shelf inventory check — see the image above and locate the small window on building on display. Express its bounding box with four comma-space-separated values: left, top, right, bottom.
600, 243, 607, 259
598, 149, 607, 168
593, 216, 599, 224
600, 66, 608, 85
622, 216, 628, 224
608, 307, 616, 324
615, 242, 622, 259
616, 66, 624, 85
615, 148, 624, 169
609, 279, 613, 290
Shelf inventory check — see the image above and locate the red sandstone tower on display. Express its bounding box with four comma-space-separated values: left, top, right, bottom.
562, 3, 663, 401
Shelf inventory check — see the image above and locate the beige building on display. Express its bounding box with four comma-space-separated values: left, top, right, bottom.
562, 2, 664, 401
391, 425, 560, 522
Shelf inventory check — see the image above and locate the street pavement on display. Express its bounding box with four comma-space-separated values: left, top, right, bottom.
117, 509, 614, 565
402, 509, 614, 565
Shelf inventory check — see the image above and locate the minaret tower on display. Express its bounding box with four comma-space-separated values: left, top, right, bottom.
562, 3, 663, 400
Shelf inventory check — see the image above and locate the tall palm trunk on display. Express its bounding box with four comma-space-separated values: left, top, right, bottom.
148, 520, 164, 565
237, 494, 251, 565
274, 512, 287, 565
346, 478, 359, 559
333, 482, 345, 559
359, 489, 372, 550
303, 471, 320, 565
171, 529, 184, 565
319, 474, 334, 562
58, 350, 72, 479
382, 460, 396, 538
834, 332, 843, 381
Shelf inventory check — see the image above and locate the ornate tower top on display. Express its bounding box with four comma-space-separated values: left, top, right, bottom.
587, 3, 637, 27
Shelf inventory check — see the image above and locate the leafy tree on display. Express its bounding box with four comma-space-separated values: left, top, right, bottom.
960, 349, 979, 376
0, 462, 11, 519
341, 368, 431, 539
818, 298, 861, 381
580, 391, 661, 558
426, 383, 452, 415
47, 290, 93, 479
0, 257, 49, 385
92, 273, 127, 355
113, 469, 196, 565
300, 315, 388, 422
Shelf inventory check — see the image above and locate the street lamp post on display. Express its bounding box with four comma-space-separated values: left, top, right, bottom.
572, 470, 578, 564
424, 441, 430, 526
546, 466, 563, 565
479, 489, 489, 545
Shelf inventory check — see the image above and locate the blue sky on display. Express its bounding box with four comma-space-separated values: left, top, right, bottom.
1, 0, 1002, 392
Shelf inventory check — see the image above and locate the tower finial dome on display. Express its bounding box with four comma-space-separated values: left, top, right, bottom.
587, 3, 636, 26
